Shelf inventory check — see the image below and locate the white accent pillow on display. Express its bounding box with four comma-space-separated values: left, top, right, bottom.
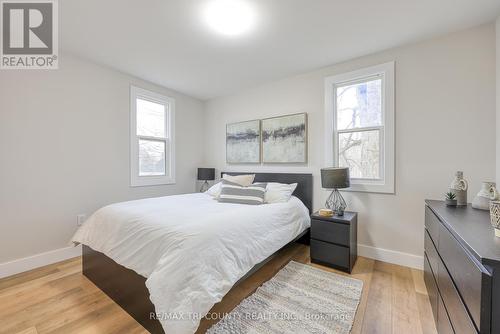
265, 182, 298, 203
206, 182, 222, 197
222, 174, 255, 187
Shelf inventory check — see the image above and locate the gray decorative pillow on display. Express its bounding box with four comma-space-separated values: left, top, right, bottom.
218, 180, 267, 205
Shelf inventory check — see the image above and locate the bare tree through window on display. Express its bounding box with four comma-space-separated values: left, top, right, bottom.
336, 78, 382, 179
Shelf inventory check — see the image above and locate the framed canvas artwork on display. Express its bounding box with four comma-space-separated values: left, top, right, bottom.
226, 120, 261, 163
262, 113, 307, 163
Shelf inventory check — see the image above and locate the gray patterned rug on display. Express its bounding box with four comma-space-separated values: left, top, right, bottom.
207, 261, 363, 334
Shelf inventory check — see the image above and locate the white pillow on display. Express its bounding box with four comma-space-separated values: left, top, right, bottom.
206, 182, 222, 197
222, 174, 255, 187
265, 182, 298, 203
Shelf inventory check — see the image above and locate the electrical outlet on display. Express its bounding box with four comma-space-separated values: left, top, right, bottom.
77, 214, 87, 227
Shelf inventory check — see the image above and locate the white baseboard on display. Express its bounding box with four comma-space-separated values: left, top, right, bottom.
358, 244, 423, 270
0, 245, 82, 279
0, 243, 422, 279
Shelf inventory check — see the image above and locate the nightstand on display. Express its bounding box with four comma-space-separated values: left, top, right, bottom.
310, 211, 357, 273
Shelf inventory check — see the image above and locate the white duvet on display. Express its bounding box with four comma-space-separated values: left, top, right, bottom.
72, 192, 310, 334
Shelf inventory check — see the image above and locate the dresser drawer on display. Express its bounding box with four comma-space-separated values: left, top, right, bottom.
437, 294, 454, 334
437, 258, 477, 334
311, 219, 349, 246
438, 222, 488, 329
425, 206, 440, 246
424, 230, 439, 276
310, 239, 349, 269
424, 253, 438, 323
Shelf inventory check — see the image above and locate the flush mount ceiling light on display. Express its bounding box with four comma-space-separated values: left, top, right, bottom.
204, 0, 256, 36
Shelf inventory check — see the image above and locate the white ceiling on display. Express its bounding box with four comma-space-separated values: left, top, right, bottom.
61, 0, 500, 100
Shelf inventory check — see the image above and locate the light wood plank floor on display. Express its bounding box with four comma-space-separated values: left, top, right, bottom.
0, 244, 436, 334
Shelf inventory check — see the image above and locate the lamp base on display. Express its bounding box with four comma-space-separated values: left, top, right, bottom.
200, 180, 210, 193
325, 189, 347, 216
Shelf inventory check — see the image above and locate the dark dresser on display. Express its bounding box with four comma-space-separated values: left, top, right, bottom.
310, 211, 357, 273
424, 200, 500, 334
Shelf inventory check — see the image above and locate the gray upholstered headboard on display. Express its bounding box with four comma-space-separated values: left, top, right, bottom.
221, 172, 313, 213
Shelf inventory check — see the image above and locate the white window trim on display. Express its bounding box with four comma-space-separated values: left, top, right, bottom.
324, 61, 395, 194
130, 85, 176, 187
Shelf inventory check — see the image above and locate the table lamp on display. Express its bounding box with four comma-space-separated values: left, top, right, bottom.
321, 167, 350, 216
198, 168, 215, 192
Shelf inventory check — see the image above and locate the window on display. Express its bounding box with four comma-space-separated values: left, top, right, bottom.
130, 86, 175, 186
324, 62, 394, 193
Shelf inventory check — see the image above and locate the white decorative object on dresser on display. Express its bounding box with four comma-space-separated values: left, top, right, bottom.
449, 171, 468, 206
472, 181, 499, 210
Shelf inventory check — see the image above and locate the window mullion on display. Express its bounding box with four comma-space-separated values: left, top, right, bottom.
337, 126, 383, 134
137, 135, 167, 142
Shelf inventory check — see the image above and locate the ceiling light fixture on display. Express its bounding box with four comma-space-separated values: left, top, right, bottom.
204, 0, 256, 36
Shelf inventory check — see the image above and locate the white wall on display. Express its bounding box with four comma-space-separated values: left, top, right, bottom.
203, 24, 496, 268
0, 54, 205, 265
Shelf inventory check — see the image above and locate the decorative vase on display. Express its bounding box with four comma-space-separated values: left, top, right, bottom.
472, 182, 499, 210
449, 171, 468, 206
489, 201, 500, 237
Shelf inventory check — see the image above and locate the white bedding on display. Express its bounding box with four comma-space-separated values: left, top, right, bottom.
72, 192, 310, 334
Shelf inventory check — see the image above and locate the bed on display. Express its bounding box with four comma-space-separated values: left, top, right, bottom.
74, 172, 313, 334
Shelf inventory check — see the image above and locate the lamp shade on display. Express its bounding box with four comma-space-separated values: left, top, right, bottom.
197, 168, 215, 181
321, 167, 350, 189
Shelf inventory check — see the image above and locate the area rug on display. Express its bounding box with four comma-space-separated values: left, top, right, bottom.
207, 261, 363, 334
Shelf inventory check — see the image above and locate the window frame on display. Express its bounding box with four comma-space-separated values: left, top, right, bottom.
130, 85, 175, 187
324, 62, 395, 194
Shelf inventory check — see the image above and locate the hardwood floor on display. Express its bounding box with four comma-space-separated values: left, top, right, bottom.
0, 244, 436, 334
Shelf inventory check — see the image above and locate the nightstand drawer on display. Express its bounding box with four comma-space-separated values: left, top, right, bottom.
310, 239, 350, 269
311, 219, 349, 246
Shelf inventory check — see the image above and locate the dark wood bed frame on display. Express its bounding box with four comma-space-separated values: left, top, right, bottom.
82, 172, 313, 333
